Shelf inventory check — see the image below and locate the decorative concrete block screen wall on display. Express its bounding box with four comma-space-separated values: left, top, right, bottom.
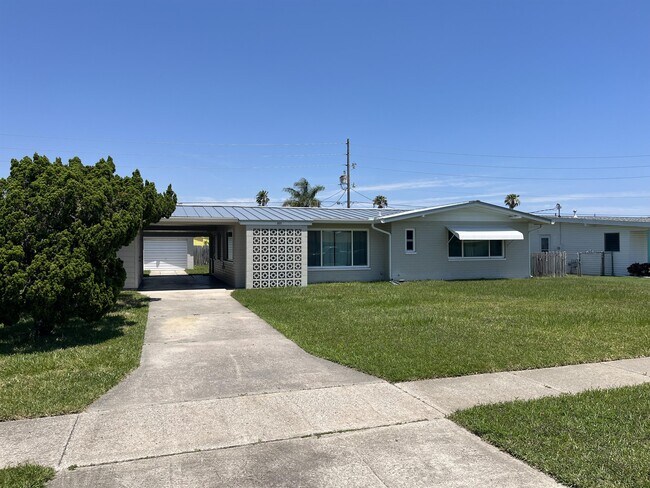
245, 226, 308, 288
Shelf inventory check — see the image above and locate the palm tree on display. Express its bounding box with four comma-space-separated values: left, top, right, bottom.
373, 195, 388, 208
282, 178, 325, 207
255, 190, 270, 206
504, 193, 520, 210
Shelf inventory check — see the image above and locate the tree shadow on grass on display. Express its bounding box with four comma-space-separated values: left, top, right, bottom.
0, 293, 150, 355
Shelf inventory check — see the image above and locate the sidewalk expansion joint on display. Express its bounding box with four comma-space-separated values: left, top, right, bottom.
391, 383, 449, 417
59, 418, 432, 471
87, 380, 387, 414
504, 371, 568, 395
57, 414, 80, 468
599, 360, 649, 377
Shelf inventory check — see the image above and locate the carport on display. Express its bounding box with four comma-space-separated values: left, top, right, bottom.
118, 223, 230, 290
138, 225, 225, 290
117, 204, 311, 290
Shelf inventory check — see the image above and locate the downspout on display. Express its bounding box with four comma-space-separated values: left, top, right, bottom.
528, 224, 544, 277
371, 222, 392, 281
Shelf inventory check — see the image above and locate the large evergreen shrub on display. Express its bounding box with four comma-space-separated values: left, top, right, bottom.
0, 154, 176, 333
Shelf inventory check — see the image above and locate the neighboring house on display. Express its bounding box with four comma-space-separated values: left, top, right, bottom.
119, 201, 549, 289
529, 216, 650, 276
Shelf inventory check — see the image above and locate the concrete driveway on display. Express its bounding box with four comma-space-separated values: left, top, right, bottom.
90, 288, 378, 409
2, 288, 562, 487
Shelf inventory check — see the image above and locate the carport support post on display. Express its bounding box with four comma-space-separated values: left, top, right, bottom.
209, 234, 215, 274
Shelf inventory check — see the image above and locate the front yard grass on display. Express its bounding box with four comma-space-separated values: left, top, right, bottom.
186, 264, 209, 275
232, 277, 650, 381
451, 384, 650, 488
0, 292, 148, 421
0, 464, 55, 488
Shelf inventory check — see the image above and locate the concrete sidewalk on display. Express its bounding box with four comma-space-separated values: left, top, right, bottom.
1, 288, 648, 486
49, 421, 559, 488
398, 357, 650, 414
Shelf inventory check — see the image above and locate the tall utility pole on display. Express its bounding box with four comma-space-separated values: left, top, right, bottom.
346, 138, 351, 208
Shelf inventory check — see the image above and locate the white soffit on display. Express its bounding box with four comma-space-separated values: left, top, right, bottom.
447, 226, 524, 241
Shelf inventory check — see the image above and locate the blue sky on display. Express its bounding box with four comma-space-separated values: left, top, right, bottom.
1, 0, 649, 215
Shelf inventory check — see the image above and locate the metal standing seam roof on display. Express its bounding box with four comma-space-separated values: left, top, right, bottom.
550, 216, 650, 224
169, 205, 407, 222
166, 201, 556, 224
374, 200, 551, 224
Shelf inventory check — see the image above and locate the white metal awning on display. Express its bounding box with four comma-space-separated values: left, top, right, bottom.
447, 226, 524, 241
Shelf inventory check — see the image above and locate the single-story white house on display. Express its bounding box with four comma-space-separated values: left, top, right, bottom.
118, 200, 551, 289
529, 216, 650, 276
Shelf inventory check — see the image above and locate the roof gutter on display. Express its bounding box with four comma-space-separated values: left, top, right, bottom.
371, 222, 392, 281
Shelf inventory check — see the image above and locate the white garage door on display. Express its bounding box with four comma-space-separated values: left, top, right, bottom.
144, 238, 188, 271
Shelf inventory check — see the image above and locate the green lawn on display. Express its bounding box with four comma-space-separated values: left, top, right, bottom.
451, 384, 650, 488
0, 464, 55, 488
0, 292, 148, 421
232, 277, 650, 381
186, 264, 209, 275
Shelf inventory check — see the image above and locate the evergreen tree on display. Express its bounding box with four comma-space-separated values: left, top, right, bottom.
0, 154, 176, 334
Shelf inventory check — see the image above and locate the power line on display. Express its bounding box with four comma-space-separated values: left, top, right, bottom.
360, 155, 650, 170
361, 166, 650, 181
530, 206, 561, 214
335, 190, 346, 207
0, 157, 341, 171
352, 188, 375, 203
356, 143, 650, 159
320, 189, 346, 203
135, 162, 339, 170
319, 193, 347, 207
0, 147, 346, 159
0, 133, 344, 148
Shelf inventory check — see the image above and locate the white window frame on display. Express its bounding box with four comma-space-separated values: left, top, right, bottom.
405, 228, 416, 254
307, 229, 370, 269
540, 235, 551, 253
447, 232, 506, 260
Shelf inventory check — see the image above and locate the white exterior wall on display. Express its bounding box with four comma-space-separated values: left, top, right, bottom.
117, 231, 143, 289
212, 223, 247, 288
530, 222, 650, 276
307, 223, 388, 284
390, 207, 531, 281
